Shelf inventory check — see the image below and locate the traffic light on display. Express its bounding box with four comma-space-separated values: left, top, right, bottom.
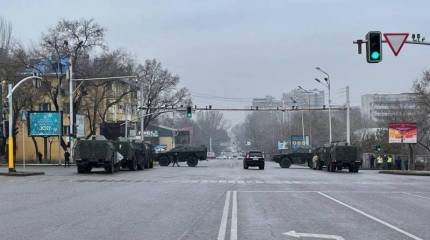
366, 31, 382, 63
375, 144, 381, 152
186, 106, 192, 118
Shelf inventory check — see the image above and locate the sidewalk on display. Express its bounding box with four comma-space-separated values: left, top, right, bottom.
379, 170, 430, 176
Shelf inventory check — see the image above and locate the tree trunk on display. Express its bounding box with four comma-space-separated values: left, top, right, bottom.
31, 136, 39, 162
408, 143, 414, 171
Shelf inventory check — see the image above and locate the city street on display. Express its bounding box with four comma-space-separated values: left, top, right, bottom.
1, 160, 429, 240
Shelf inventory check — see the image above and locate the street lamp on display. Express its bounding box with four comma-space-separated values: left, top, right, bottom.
290, 96, 305, 147
315, 67, 332, 144
6, 76, 42, 172
297, 86, 314, 146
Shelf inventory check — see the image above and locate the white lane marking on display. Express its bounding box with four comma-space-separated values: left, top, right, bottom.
402, 192, 430, 200
283, 230, 344, 240
238, 190, 430, 194
318, 192, 423, 240
231, 191, 238, 240
217, 191, 231, 240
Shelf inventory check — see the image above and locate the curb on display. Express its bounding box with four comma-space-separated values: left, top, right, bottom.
0, 171, 45, 177
379, 170, 430, 176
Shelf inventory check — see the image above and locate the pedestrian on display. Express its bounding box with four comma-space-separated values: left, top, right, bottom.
312, 154, 319, 170
64, 149, 71, 167
387, 155, 393, 170
369, 154, 375, 169
383, 154, 388, 169
377, 155, 383, 169
37, 152, 43, 164
395, 156, 402, 170
172, 152, 180, 167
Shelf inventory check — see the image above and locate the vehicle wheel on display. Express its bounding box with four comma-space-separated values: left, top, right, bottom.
105, 160, 115, 174
137, 155, 144, 170
331, 164, 337, 172
187, 156, 198, 167
128, 157, 137, 171
280, 158, 291, 168
77, 165, 87, 174
114, 163, 121, 172
317, 162, 323, 170
143, 156, 149, 169
259, 164, 265, 170
337, 166, 343, 171
244, 163, 248, 169
149, 160, 154, 168
159, 156, 170, 166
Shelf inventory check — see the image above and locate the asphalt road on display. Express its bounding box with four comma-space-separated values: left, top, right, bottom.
1, 160, 430, 240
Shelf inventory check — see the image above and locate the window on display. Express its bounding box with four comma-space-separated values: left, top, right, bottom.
39, 103, 51, 111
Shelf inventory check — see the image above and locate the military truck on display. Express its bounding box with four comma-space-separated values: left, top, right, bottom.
314, 143, 361, 172
132, 141, 154, 169
272, 147, 314, 168
156, 145, 207, 167
115, 138, 144, 171
74, 136, 122, 174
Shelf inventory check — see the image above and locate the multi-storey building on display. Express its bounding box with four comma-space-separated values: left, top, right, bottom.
361, 93, 418, 123
282, 89, 325, 108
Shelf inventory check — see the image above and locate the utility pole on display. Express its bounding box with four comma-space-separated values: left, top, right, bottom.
69, 58, 74, 162
125, 104, 128, 139
140, 82, 144, 141
346, 86, 351, 145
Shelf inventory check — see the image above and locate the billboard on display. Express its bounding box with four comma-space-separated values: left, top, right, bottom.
76, 114, 86, 138
389, 122, 417, 143
277, 141, 288, 150
28, 111, 62, 136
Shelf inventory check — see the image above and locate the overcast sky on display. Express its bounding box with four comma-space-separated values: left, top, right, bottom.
1, 0, 429, 125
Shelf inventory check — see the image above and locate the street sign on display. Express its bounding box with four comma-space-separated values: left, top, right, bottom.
383, 33, 409, 56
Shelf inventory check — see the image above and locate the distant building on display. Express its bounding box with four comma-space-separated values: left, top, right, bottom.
361, 93, 418, 123
252, 95, 282, 109
282, 89, 325, 108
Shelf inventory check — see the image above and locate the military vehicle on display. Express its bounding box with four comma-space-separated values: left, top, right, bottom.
272, 147, 314, 168
156, 145, 207, 167
74, 136, 121, 174
133, 141, 155, 169
115, 138, 144, 171
314, 143, 361, 172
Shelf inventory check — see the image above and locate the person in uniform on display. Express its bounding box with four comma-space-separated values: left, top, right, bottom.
312, 154, 319, 169
64, 149, 71, 167
387, 155, 393, 170
377, 155, 383, 169
172, 152, 180, 167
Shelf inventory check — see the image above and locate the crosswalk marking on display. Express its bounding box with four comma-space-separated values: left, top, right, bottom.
1, 177, 426, 186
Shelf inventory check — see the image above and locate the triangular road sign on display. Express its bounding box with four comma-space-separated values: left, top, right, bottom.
383, 33, 409, 56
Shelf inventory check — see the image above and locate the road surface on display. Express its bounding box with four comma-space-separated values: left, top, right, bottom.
1, 160, 429, 240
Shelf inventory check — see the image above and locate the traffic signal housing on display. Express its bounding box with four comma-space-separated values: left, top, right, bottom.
366, 31, 382, 63
186, 106, 192, 118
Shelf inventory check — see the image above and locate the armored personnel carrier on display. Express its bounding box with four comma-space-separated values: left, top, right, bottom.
115, 138, 144, 171
156, 145, 207, 167
272, 147, 314, 168
74, 136, 121, 174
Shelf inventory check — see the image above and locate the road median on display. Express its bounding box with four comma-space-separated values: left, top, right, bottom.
379, 170, 430, 176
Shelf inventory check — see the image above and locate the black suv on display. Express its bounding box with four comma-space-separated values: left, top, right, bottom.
243, 151, 265, 170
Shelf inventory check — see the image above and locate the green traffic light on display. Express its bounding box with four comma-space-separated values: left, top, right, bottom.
187, 112, 192, 118
371, 51, 380, 60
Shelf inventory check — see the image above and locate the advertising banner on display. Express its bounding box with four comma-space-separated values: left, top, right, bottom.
389, 122, 417, 143
28, 111, 62, 136
76, 114, 86, 138
290, 135, 309, 149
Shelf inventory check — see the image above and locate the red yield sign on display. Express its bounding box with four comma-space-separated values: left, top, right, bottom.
383, 33, 409, 56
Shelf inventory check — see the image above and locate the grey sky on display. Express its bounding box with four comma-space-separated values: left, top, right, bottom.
1, 0, 429, 124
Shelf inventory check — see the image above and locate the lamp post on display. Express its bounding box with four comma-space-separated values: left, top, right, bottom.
297, 86, 314, 146
6, 76, 42, 173
290, 97, 305, 147
315, 67, 332, 144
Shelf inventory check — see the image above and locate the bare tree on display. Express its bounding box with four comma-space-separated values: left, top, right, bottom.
192, 111, 230, 154
136, 59, 190, 130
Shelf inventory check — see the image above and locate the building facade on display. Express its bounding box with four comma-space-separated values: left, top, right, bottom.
361, 93, 418, 123
282, 89, 325, 108
252, 95, 282, 109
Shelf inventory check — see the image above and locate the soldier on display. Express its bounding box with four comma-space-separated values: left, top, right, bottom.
172, 152, 180, 167
369, 154, 375, 169
64, 149, 71, 167
312, 154, 319, 169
